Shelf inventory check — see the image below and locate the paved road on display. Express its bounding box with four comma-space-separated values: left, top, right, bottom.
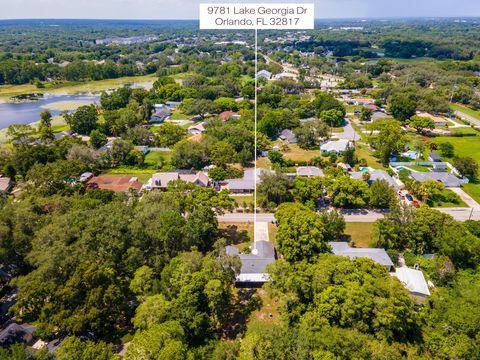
218, 208, 480, 223
454, 110, 480, 127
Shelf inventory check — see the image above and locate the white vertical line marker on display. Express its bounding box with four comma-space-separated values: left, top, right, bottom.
254, 28, 258, 241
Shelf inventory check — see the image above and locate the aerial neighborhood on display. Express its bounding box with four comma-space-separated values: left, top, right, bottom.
0, 15, 479, 360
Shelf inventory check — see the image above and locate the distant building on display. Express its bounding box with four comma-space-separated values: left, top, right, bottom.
188, 122, 207, 135
219, 111, 241, 122
0, 177, 12, 193
329, 242, 394, 271
416, 112, 448, 127
151, 107, 172, 123
279, 129, 297, 144
320, 139, 352, 154
256, 70, 272, 80
296, 166, 324, 177
428, 152, 442, 162
145, 171, 210, 190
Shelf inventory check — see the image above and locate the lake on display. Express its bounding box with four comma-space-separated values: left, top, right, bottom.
0, 93, 100, 129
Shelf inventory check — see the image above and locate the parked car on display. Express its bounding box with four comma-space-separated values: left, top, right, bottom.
412, 200, 421, 208
405, 194, 413, 202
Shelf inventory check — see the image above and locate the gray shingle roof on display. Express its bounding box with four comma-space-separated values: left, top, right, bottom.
410, 171, 463, 187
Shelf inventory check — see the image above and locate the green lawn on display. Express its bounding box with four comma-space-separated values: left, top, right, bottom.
144, 150, 172, 167
433, 136, 480, 163
278, 144, 320, 163
354, 143, 386, 170
461, 183, 480, 204
169, 111, 189, 120
450, 103, 480, 120
105, 167, 156, 183
343, 222, 376, 248
450, 127, 479, 136
231, 195, 254, 206
427, 189, 468, 208
331, 127, 345, 133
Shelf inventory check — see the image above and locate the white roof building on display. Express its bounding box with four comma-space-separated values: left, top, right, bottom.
320, 139, 352, 154
395, 267, 431, 297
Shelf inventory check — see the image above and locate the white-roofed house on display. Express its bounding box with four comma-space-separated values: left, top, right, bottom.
350, 169, 400, 191
394, 267, 431, 301
256, 69, 272, 80
320, 139, 352, 154
329, 242, 394, 271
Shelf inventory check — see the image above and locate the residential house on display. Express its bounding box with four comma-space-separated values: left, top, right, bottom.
329, 242, 394, 271
279, 129, 297, 144
165, 101, 181, 108
416, 112, 448, 127
0, 322, 36, 347
350, 169, 399, 191
225, 168, 274, 194
188, 122, 207, 135
86, 176, 143, 194
0, 176, 12, 193
256, 69, 272, 80
226, 223, 276, 287
320, 139, 352, 154
79, 172, 94, 183
410, 171, 464, 188
219, 111, 241, 122
151, 107, 172, 123
296, 166, 324, 177
394, 267, 431, 300
428, 152, 442, 162
145, 171, 210, 190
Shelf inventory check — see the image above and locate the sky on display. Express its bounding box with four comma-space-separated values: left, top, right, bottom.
1, 0, 479, 20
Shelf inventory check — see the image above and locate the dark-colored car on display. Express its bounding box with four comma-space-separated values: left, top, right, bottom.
405, 194, 413, 202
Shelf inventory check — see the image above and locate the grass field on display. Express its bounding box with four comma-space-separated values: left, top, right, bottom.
450, 127, 479, 136
433, 136, 480, 163
41, 100, 93, 111
144, 150, 172, 168
343, 222, 376, 248
0, 74, 157, 101
355, 143, 386, 170
169, 110, 190, 120
450, 103, 480, 120
231, 195, 254, 206
105, 167, 157, 182
279, 144, 320, 163
428, 189, 468, 208
461, 183, 480, 204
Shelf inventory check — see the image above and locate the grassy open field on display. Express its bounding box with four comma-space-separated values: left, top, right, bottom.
428, 189, 468, 208
279, 144, 320, 163
355, 143, 385, 170
462, 183, 480, 204
231, 195, 254, 206
433, 136, 480, 163
344, 222, 376, 248
144, 150, 172, 168
450, 103, 480, 120
0, 74, 157, 101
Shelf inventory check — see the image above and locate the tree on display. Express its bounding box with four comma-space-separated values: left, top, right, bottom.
89, 129, 108, 149
56, 337, 117, 360
294, 122, 319, 149
409, 115, 435, 133
182, 99, 218, 118
154, 123, 186, 147
388, 94, 416, 121
327, 175, 370, 208
38, 110, 54, 142
453, 156, 478, 180
369, 119, 407, 165
257, 172, 291, 208
369, 180, 397, 209
109, 139, 133, 166
7, 124, 34, 144
360, 107, 374, 121
130, 265, 154, 300
439, 142, 455, 158
40, 110, 53, 127
171, 140, 206, 169
275, 203, 329, 262
320, 109, 344, 128
292, 176, 326, 207
65, 105, 98, 135
208, 141, 237, 167
313, 91, 346, 115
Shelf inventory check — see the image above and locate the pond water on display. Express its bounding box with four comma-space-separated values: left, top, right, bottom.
0, 93, 100, 129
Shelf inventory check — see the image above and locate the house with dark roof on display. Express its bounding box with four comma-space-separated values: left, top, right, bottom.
329, 242, 394, 271
0, 322, 36, 347
279, 129, 297, 144
226, 223, 276, 287
428, 152, 442, 162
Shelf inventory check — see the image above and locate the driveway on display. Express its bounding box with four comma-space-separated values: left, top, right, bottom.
333, 120, 361, 141
449, 187, 480, 209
